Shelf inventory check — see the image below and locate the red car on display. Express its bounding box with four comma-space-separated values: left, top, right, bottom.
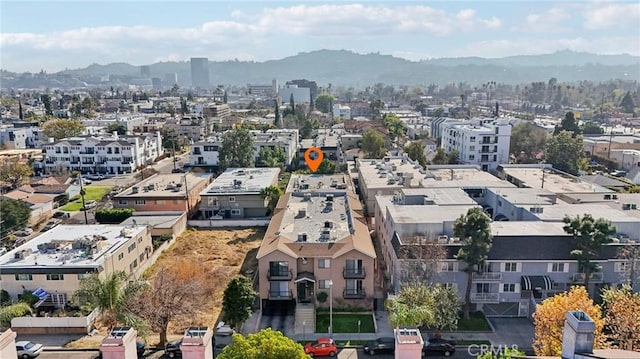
304, 338, 338, 357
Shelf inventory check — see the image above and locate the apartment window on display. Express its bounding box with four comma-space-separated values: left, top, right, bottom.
476, 283, 491, 293
470, 136, 476, 142
469, 155, 475, 160
318, 280, 330, 289
551, 263, 566, 272
318, 259, 331, 269
118, 253, 124, 260
77, 273, 91, 280
46, 274, 64, 281
440, 262, 457, 272
231, 209, 241, 215
135, 199, 146, 205
503, 262, 518, 272
503, 283, 516, 293
269, 261, 289, 276
139, 253, 145, 262
15, 274, 33, 281
130, 259, 138, 271
118, 200, 128, 205
229, 196, 236, 202
443, 283, 457, 291
614, 262, 632, 273
128, 242, 137, 253
469, 146, 475, 151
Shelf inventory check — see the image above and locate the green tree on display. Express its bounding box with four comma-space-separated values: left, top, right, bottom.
0, 198, 31, 236
545, 131, 584, 175
554, 111, 581, 137
18, 100, 23, 120
219, 127, 255, 170
620, 91, 636, 113
563, 214, 616, 290
432, 148, 448, 165
289, 93, 295, 116
217, 328, 307, 359
107, 122, 127, 135
300, 117, 319, 139
315, 93, 335, 114
510, 122, 548, 163
81, 97, 95, 115
361, 130, 386, 158
274, 100, 281, 128
316, 159, 336, 174
161, 128, 186, 151
42, 118, 85, 140
0, 303, 32, 327
73, 271, 146, 330
477, 347, 525, 359
258, 147, 287, 168
385, 284, 459, 330
180, 97, 188, 115
454, 207, 493, 320
370, 99, 384, 120
581, 122, 604, 135
41, 94, 53, 116
383, 113, 407, 141
601, 284, 640, 351
404, 141, 427, 168
260, 185, 283, 215
0, 160, 33, 188
221, 275, 257, 331
447, 149, 459, 164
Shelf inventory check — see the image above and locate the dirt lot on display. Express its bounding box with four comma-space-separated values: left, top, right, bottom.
65, 227, 264, 349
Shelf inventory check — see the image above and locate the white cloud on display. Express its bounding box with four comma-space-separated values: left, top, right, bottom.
524, 7, 572, 32
581, 2, 640, 30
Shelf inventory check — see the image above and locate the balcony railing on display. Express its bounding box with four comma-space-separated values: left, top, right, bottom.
572, 272, 604, 283
268, 290, 293, 300
472, 272, 502, 281
343, 288, 366, 299
343, 267, 366, 279
267, 269, 292, 281
471, 292, 499, 303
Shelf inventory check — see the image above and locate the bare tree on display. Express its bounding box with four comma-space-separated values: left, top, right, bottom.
617, 245, 640, 289
130, 261, 207, 346
397, 235, 447, 287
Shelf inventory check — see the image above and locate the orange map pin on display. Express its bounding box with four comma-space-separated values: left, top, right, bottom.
304, 147, 324, 173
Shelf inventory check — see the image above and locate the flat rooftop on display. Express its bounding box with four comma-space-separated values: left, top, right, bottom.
534, 203, 640, 223
201, 167, 279, 195
501, 167, 611, 193
401, 187, 477, 206
388, 203, 479, 224
491, 221, 567, 236
115, 173, 210, 199
357, 157, 425, 189
487, 187, 557, 205
120, 212, 185, 229
286, 174, 352, 193
279, 192, 352, 243
426, 167, 502, 183
0, 225, 147, 271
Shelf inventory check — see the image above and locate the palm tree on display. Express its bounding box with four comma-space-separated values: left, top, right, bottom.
260, 185, 283, 216
73, 271, 146, 330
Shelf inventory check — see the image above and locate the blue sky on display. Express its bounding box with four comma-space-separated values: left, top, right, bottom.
1, 1, 639, 72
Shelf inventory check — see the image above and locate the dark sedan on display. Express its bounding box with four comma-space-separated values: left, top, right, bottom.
423, 341, 456, 357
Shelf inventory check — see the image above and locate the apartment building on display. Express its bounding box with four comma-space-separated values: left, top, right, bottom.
440, 118, 512, 172
42, 132, 163, 175
248, 79, 278, 96
256, 174, 376, 331
164, 116, 210, 142
298, 129, 343, 167
0, 126, 44, 149
278, 84, 311, 104
198, 167, 279, 219
189, 129, 299, 170
332, 104, 351, 120
82, 114, 145, 132
202, 104, 231, 119
0, 225, 152, 305
113, 173, 211, 216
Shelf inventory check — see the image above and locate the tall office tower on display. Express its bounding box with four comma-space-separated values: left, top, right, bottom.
190, 57, 210, 89
140, 65, 151, 78
165, 73, 178, 86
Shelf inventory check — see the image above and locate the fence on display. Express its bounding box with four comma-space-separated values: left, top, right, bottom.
11, 308, 99, 335
188, 219, 270, 228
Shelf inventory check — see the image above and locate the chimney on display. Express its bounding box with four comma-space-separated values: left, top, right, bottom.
0, 329, 18, 359
100, 327, 138, 359
113, 131, 119, 140
180, 326, 214, 359
561, 310, 595, 359
394, 328, 423, 359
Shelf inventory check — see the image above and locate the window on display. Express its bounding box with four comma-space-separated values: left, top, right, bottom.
155, 200, 165, 204
77, 273, 91, 280
503, 262, 518, 272
502, 283, 516, 292
318, 259, 331, 269
318, 280, 330, 289
469, 146, 475, 151
443, 283, 457, 291
469, 155, 475, 160
15, 274, 33, 281
550, 263, 566, 272
135, 199, 146, 205
470, 136, 476, 142
230, 209, 241, 215
229, 196, 236, 202
118, 253, 124, 260
615, 262, 632, 273
118, 200, 128, 205
269, 261, 289, 276
128, 242, 137, 253
439, 262, 457, 272
46, 274, 64, 280
476, 283, 491, 293
140, 253, 145, 262
130, 259, 138, 271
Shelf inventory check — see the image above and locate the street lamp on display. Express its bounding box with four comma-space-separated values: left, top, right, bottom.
358, 320, 361, 341
303, 320, 306, 342
328, 280, 333, 338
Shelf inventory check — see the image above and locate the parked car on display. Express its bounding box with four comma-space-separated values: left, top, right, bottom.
427, 336, 457, 346
165, 339, 182, 358
16, 341, 44, 359
42, 219, 61, 232
422, 341, 456, 357
85, 174, 105, 181
52, 211, 70, 219
364, 337, 395, 355
171, 168, 184, 173
14, 227, 33, 237
304, 338, 338, 357
136, 341, 146, 357
0, 247, 7, 256
82, 200, 97, 210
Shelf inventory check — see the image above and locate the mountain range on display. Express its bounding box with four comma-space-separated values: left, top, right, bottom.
2, 49, 639, 88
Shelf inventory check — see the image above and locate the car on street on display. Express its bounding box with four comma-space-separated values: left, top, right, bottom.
171, 168, 184, 173
165, 339, 182, 358
42, 219, 61, 232
422, 340, 456, 357
52, 211, 71, 219
14, 227, 33, 236
136, 341, 146, 357
363, 337, 395, 355
16, 341, 44, 359
81, 200, 97, 210
85, 174, 105, 181
304, 338, 338, 357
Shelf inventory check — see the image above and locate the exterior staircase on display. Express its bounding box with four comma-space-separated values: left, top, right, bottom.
294, 303, 315, 335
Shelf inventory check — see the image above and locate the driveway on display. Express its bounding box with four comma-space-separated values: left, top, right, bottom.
486, 317, 535, 351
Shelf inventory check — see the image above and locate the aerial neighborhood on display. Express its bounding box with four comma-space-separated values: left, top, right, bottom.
1, 8, 640, 358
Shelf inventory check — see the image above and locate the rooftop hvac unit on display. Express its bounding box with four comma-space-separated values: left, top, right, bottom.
437, 235, 448, 244
297, 233, 308, 242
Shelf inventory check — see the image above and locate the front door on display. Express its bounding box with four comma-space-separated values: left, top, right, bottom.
297, 282, 307, 302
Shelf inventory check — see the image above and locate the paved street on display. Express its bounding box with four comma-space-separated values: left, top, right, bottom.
336, 348, 475, 358
40, 351, 99, 359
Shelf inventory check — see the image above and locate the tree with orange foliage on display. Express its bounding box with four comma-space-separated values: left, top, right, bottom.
601, 284, 640, 351
131, 259, 207, 347
533, 286, 606, 356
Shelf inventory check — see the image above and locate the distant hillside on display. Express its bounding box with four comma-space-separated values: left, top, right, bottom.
5, 49, 640, 88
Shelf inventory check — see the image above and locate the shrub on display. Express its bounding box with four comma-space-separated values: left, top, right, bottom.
95, 208, 134, 224
18, 291, 39, 307
0, 290, 10, 305
316, 291, 328, 304
0, 303, 33, 326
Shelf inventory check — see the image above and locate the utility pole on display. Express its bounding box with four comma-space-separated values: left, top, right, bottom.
78, 174, 88, 225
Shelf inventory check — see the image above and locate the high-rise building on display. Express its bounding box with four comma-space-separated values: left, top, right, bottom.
151, 78, 162, 91
140, 65, 151, 78
190, 57, 210, 89
286, 79, 318, 101
164, 73, 178, 86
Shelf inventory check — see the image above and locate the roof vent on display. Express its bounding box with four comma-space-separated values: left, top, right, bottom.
297, 233, 308, 242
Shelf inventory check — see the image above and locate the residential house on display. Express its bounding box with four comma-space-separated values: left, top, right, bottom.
198, 167, 280, 219
113, 173, 211, 216
1, 189, 56, 226
119, 211, 188, 242
0, 225, 152, 305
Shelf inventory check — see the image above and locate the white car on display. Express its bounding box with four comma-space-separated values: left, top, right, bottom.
14, 228, 33, 237
16, 341, 43, 359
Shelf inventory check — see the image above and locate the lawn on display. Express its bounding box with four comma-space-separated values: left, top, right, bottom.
457, 311, 492, 331
315, 313, 375, 333
60, 185, 113, 211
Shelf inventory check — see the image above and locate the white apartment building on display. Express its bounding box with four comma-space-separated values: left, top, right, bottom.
42, 132, 163, 175
189, 129, 299, 169
332, 104, 351, 119
278, 84, 311, 104
441, 118, 512, 172
0, 126, 45, 149
82, 114, 146, 132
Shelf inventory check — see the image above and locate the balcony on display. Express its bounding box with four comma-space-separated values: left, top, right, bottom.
471, 292, 500, 303
268, 290, 293, 300
343, 267, 366, 279
343, 288, 366, 299
268, 269, 292, 281
572, 272, 604, 283
472, 272, 502, 281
